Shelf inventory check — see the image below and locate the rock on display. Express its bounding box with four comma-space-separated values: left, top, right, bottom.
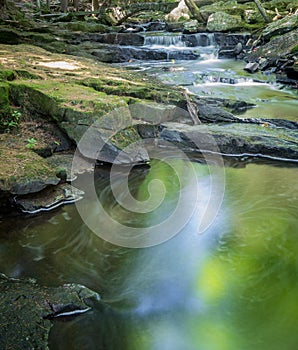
262, 14, 298, 41
165, 0, 190, 22
207, 12, 242, 32
195, 103, 238, 123
0, 273, 100, 349
244, 62, 259, 73
182, 33, 216, 47
245, 30, 298, 62
129, 102, 184, 124
183, 20, 200, 34
92, 46, 200, 63
15, 183, 84, 214
0, 27, 23, 44
140, 121, 298, 161
143, 21, 166, 32
0, 138, 60, 196
166, 22, 185, 32
214, 33, 251, 47
91, 33, 144, 46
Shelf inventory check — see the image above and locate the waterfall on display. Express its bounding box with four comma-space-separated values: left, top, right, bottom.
144, 34, 186, 47
143, 33, 217, 48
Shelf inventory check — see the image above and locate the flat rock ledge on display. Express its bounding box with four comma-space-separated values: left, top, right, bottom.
0, 273, 100, 349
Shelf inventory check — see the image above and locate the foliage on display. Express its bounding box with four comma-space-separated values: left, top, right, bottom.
26, 137, 38, 149
0, 109, 21, 132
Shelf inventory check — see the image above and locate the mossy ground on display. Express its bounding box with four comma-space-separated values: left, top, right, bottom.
0, 43, 184, 195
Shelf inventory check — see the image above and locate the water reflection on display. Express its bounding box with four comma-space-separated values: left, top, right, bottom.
0, 160, 298, 350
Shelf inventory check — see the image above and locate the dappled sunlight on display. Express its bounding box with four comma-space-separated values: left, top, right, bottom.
37, 60, 80, 70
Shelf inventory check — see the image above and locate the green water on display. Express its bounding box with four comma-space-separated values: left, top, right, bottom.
0, 159, 297, 350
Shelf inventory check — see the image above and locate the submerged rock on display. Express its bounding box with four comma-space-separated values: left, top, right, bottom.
0, 273, 100, 349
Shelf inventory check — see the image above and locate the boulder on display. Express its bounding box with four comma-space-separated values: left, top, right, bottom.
207, 12, 242, 32
244, 62, 260, 73
262, 14, 298, 41
183, 20, 200, 34
165, 0, 190, 22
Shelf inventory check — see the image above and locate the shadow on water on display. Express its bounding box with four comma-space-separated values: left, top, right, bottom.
0, 159, 298, 350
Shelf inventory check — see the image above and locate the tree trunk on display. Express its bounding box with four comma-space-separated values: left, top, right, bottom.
92, 0, 100, 12
184, 0, 205, 22
60, 0, 68, 12
0, 0, 6, 10
253, 0, 271, 23
0, 0, 7, 18
73, 0, 79, 11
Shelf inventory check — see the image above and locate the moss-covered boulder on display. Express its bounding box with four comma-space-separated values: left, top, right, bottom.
206, 12, 242, 32
262, 14, 298, 41
0, 136, 59, 196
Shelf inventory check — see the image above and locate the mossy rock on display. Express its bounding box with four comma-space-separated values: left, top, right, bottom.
61, 21, 109, 33
0, 135, 59, 195
0, 273, 100, 350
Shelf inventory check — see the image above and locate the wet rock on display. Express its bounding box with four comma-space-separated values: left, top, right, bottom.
92, 46, 200, 63
182, 32, 215, 47
152, 122, 298, 161
15, 183, 84, 214
166, 22, 185, 32
0, 273, 100, 350
91, 32, 144, 46
143, 21, 166, 32
214, 33, 251, 47
244, 62, 259, 73
207, 12, 242, 32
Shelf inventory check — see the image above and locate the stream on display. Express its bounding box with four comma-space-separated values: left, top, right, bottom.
1, 32, 298, 349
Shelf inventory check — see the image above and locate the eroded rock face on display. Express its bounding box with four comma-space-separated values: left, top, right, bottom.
15, 183, 84, 213
0, 273, 100, 349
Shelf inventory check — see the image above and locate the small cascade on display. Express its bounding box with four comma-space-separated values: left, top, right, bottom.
192, 33, 216, 47
144, 34, 186, 47
143, 33, 217, 48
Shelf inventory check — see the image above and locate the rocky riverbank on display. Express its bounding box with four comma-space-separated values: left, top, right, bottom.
0, 1, 297, 347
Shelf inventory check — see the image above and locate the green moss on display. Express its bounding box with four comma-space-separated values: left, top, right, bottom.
110, 126, 140, 149
63, 21, 108, 33
0, 82, 12, 129
290, 44, 298, 54
0, 138, 57, 193
0, 70, 17, 82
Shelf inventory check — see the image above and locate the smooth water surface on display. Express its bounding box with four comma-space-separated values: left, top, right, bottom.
1, 159, 297, 350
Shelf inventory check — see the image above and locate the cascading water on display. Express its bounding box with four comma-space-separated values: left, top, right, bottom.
144, 34, 186, 47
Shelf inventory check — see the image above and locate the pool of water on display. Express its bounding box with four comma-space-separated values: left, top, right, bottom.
1, 159, 297, 350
